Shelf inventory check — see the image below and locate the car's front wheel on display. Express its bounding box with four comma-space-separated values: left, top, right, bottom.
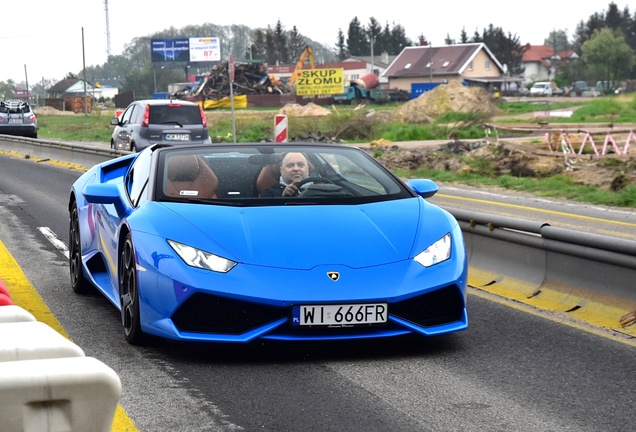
130, 142, 137, 153
119, 232, 147, 345
69, 201, 91, 294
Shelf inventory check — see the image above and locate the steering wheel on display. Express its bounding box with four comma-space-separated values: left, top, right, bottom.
294, 177, 335, 189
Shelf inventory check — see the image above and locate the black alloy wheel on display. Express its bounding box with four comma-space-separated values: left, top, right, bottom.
119, 233, 146, 344
69, 201, 91, 294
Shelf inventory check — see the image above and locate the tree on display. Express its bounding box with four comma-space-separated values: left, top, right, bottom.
417, 33, 428, 46
544, 29, 571, 52
389, 23, 412, 54
444, 33, 455, 45
472, 27, 482, 43
288, 26, 306, 62
460, 27, 469, 44
582, 27, 635, 90
0, 80, 15, 100
274, 20, 289, 64
346, 17, 367, 56
367, 17, 382, 56
264, 27, 277, 64
479, 24, 525, 76
335, 29, 348, 60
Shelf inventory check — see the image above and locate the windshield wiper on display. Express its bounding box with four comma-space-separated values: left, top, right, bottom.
160, 121, 183, 127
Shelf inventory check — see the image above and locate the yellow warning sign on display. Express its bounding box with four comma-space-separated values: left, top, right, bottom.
295, 68, 344, 96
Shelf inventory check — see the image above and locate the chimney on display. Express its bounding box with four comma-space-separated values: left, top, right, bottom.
381, 51, 389, 64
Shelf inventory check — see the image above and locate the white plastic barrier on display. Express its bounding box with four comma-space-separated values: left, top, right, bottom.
0, 306, 123, 432
0, 356, 122, 432
0, 321, 85, 361
0, 304, 36, 323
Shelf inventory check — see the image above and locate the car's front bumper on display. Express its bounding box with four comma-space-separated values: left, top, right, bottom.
133, 227, 468, 343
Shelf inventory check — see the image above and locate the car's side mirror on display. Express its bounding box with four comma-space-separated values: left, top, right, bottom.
407, 179, 439, 198
110, 118, 120, 126
83, 183, 127, 218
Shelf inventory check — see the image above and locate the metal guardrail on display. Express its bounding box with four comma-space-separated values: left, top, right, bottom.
446, 207, 636, 306
0, 135, 129, 169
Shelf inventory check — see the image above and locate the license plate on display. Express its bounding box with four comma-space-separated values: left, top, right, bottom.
292, 303, 387, 327
10, 118, 22, 123
164, 133, 190, 141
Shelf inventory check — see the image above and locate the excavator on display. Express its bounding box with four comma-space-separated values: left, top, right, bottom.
288, 46, 315, 87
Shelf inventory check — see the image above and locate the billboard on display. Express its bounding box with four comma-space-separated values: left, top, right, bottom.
295, 69, 344, 96
189, 38, 221, 62
151, 39, 190, 63
151, 37, 220, 64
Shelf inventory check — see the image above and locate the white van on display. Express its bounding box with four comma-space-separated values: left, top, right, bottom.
530, 82, 552, 96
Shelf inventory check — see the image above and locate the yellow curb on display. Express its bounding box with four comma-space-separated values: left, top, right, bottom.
0, 150, 87, 172
468, 266, 636, 338
0, 239, 138, 432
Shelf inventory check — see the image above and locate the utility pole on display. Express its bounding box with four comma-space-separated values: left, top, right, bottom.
82, 27, 88, 116
24, 65, 30, 105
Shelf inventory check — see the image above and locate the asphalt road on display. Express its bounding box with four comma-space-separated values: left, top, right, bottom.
0, 152, 635, 431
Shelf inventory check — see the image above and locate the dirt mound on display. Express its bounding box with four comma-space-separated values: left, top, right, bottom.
279, 103, 331, 117
33, 106, 75, 116
393, 80, 501, 123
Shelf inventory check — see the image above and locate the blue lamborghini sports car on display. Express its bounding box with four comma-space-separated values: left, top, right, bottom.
68, 143, 467, 344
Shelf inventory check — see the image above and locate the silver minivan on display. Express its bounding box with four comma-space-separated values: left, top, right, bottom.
110, 99, 211, 152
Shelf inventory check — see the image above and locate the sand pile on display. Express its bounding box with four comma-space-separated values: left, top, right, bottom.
279, 102, 331, 117
33, 106, 76, 116
393, 80, 500, 123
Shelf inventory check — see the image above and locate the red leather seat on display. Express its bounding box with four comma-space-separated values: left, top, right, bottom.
165, 154, 218, 199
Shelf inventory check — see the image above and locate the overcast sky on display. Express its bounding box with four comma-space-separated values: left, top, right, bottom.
0, 0, 622, 86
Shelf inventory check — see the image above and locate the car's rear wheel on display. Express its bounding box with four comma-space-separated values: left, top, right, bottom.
69, 201, 91, 294
119, 232, 147, 345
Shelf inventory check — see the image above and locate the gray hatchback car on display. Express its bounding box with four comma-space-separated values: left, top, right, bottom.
0, 100, 38, 138
110, 99, 211, 152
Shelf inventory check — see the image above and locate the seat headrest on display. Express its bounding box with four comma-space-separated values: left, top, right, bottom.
167, 155, 202, 182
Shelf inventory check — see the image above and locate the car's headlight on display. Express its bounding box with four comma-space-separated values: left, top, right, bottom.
167, 240, 237, 273
414, 233, 451, 267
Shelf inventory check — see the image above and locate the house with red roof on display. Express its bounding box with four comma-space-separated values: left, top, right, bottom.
521, 44, 579, 84
13, 87, 33, 102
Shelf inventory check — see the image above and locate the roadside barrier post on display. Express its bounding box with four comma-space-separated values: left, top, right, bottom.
275, 115, 288, 143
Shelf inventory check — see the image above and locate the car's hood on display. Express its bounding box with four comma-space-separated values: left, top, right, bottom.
160, 199, 422, 270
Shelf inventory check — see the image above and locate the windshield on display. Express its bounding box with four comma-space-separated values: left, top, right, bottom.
148, 104, 201, 124
154, 145, 412, 206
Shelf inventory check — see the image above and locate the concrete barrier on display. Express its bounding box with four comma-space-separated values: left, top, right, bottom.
0, 305, 36, 323
0, 321, 85, 361
0, 304, 122, 431
0, 356, 121, 432
446, 207, 636, 335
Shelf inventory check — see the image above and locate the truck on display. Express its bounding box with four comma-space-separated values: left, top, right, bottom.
333, 73, 409, 104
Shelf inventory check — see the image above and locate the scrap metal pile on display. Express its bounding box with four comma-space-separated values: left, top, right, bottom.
171, 62, 289, 100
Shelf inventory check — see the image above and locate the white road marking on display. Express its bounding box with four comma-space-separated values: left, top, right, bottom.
38, 227, 69, 259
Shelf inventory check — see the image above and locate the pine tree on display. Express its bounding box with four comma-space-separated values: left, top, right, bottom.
346, 17, 368, 56
335, 29, 348, 60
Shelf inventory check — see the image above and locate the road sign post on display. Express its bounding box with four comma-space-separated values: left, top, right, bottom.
229, 53, 236, 143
